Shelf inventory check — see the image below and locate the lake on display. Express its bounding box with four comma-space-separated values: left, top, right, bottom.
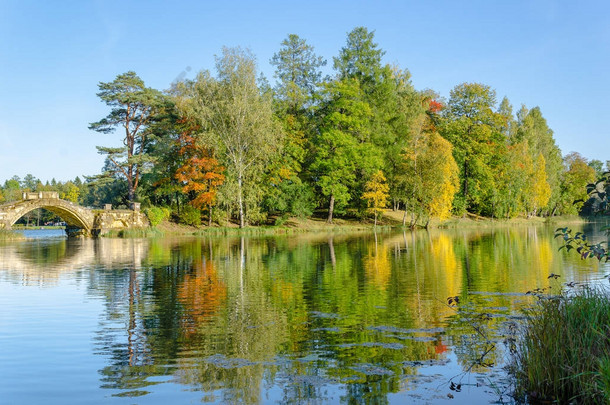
1, 224, 608, 404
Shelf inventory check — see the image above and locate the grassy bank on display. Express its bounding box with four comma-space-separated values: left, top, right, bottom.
512, 287, 610, 403
103, 211, 590, 238
148, 216, 396, 238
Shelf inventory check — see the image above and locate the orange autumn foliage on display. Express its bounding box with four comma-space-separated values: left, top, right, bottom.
174, 119, 224, 210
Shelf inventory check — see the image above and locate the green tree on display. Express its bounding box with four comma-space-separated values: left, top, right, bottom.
189, 47, 281, 228
588, 159, 604, 179
333, 26, 385, 90
89, 71, 165, 204
3, 176, 22, 202
440, 82, 503, 215
558, 152, 596, 215
515, 106, 563, 215
21, 174, 39, 191
266, 34, 324, 219
370, 66, 424, 212
311, 78, 378, 223
498, 96, 517, 139
270, 34, 326, 114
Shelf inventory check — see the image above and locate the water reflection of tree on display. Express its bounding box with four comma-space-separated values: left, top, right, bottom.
87, 226, 599, 402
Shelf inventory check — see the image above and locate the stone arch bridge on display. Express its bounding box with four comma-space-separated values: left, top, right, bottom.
0, 192, 149, 237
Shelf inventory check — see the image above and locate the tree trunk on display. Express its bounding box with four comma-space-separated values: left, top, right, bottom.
208, 203, 212, 227
374, 211, 377, 227
410, 212, 420, 230
127, 177, 135, 204
238, 174, 245, 228
327, 195, 335, 224
402, 209, 407, 226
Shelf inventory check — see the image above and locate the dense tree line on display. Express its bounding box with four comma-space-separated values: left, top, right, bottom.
1, 28, 604, 227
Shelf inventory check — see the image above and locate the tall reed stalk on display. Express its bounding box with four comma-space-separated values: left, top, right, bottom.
513, 286, 610, 403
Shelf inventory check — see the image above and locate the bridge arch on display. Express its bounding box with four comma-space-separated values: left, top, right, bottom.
0, 191, 150, 237
0, 193, 95, 236
7, 201, 93, 229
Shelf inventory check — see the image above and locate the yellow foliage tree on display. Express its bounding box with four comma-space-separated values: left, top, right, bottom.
62, 182, 80, 203
424, 133, 460, 221
402, 132, 459, 227
362, 170, 389, 226
530, 153, 551, 216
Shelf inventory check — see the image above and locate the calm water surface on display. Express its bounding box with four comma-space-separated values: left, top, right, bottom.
1, 225, 609, 404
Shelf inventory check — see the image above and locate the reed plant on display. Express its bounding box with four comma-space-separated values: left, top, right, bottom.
513, 286, 610, 403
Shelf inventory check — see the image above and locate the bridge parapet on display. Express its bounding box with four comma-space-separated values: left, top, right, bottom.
92, 210, 149, 236
22, 191, 59, 200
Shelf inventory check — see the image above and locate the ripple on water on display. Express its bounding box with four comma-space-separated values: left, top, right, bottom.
204, 354, 255, 369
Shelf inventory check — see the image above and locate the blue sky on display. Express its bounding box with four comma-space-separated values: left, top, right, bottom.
1, 0, 609, 182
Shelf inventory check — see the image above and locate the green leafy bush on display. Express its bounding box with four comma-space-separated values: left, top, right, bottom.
144, 206, 171, 227
178, 205, 201, 226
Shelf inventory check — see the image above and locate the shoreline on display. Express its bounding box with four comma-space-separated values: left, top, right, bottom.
0, 214, 593, 240
136, 213, 590, 238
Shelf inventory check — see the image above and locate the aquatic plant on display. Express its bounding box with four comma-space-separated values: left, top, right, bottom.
512, 286, 610, 403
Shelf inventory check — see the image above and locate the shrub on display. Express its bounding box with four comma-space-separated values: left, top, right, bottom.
178, 205, 201, 226
144, 206, 171, 227
263, 178, 315, 219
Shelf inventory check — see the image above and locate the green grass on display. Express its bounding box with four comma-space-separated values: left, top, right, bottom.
513, 286, 610, 404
